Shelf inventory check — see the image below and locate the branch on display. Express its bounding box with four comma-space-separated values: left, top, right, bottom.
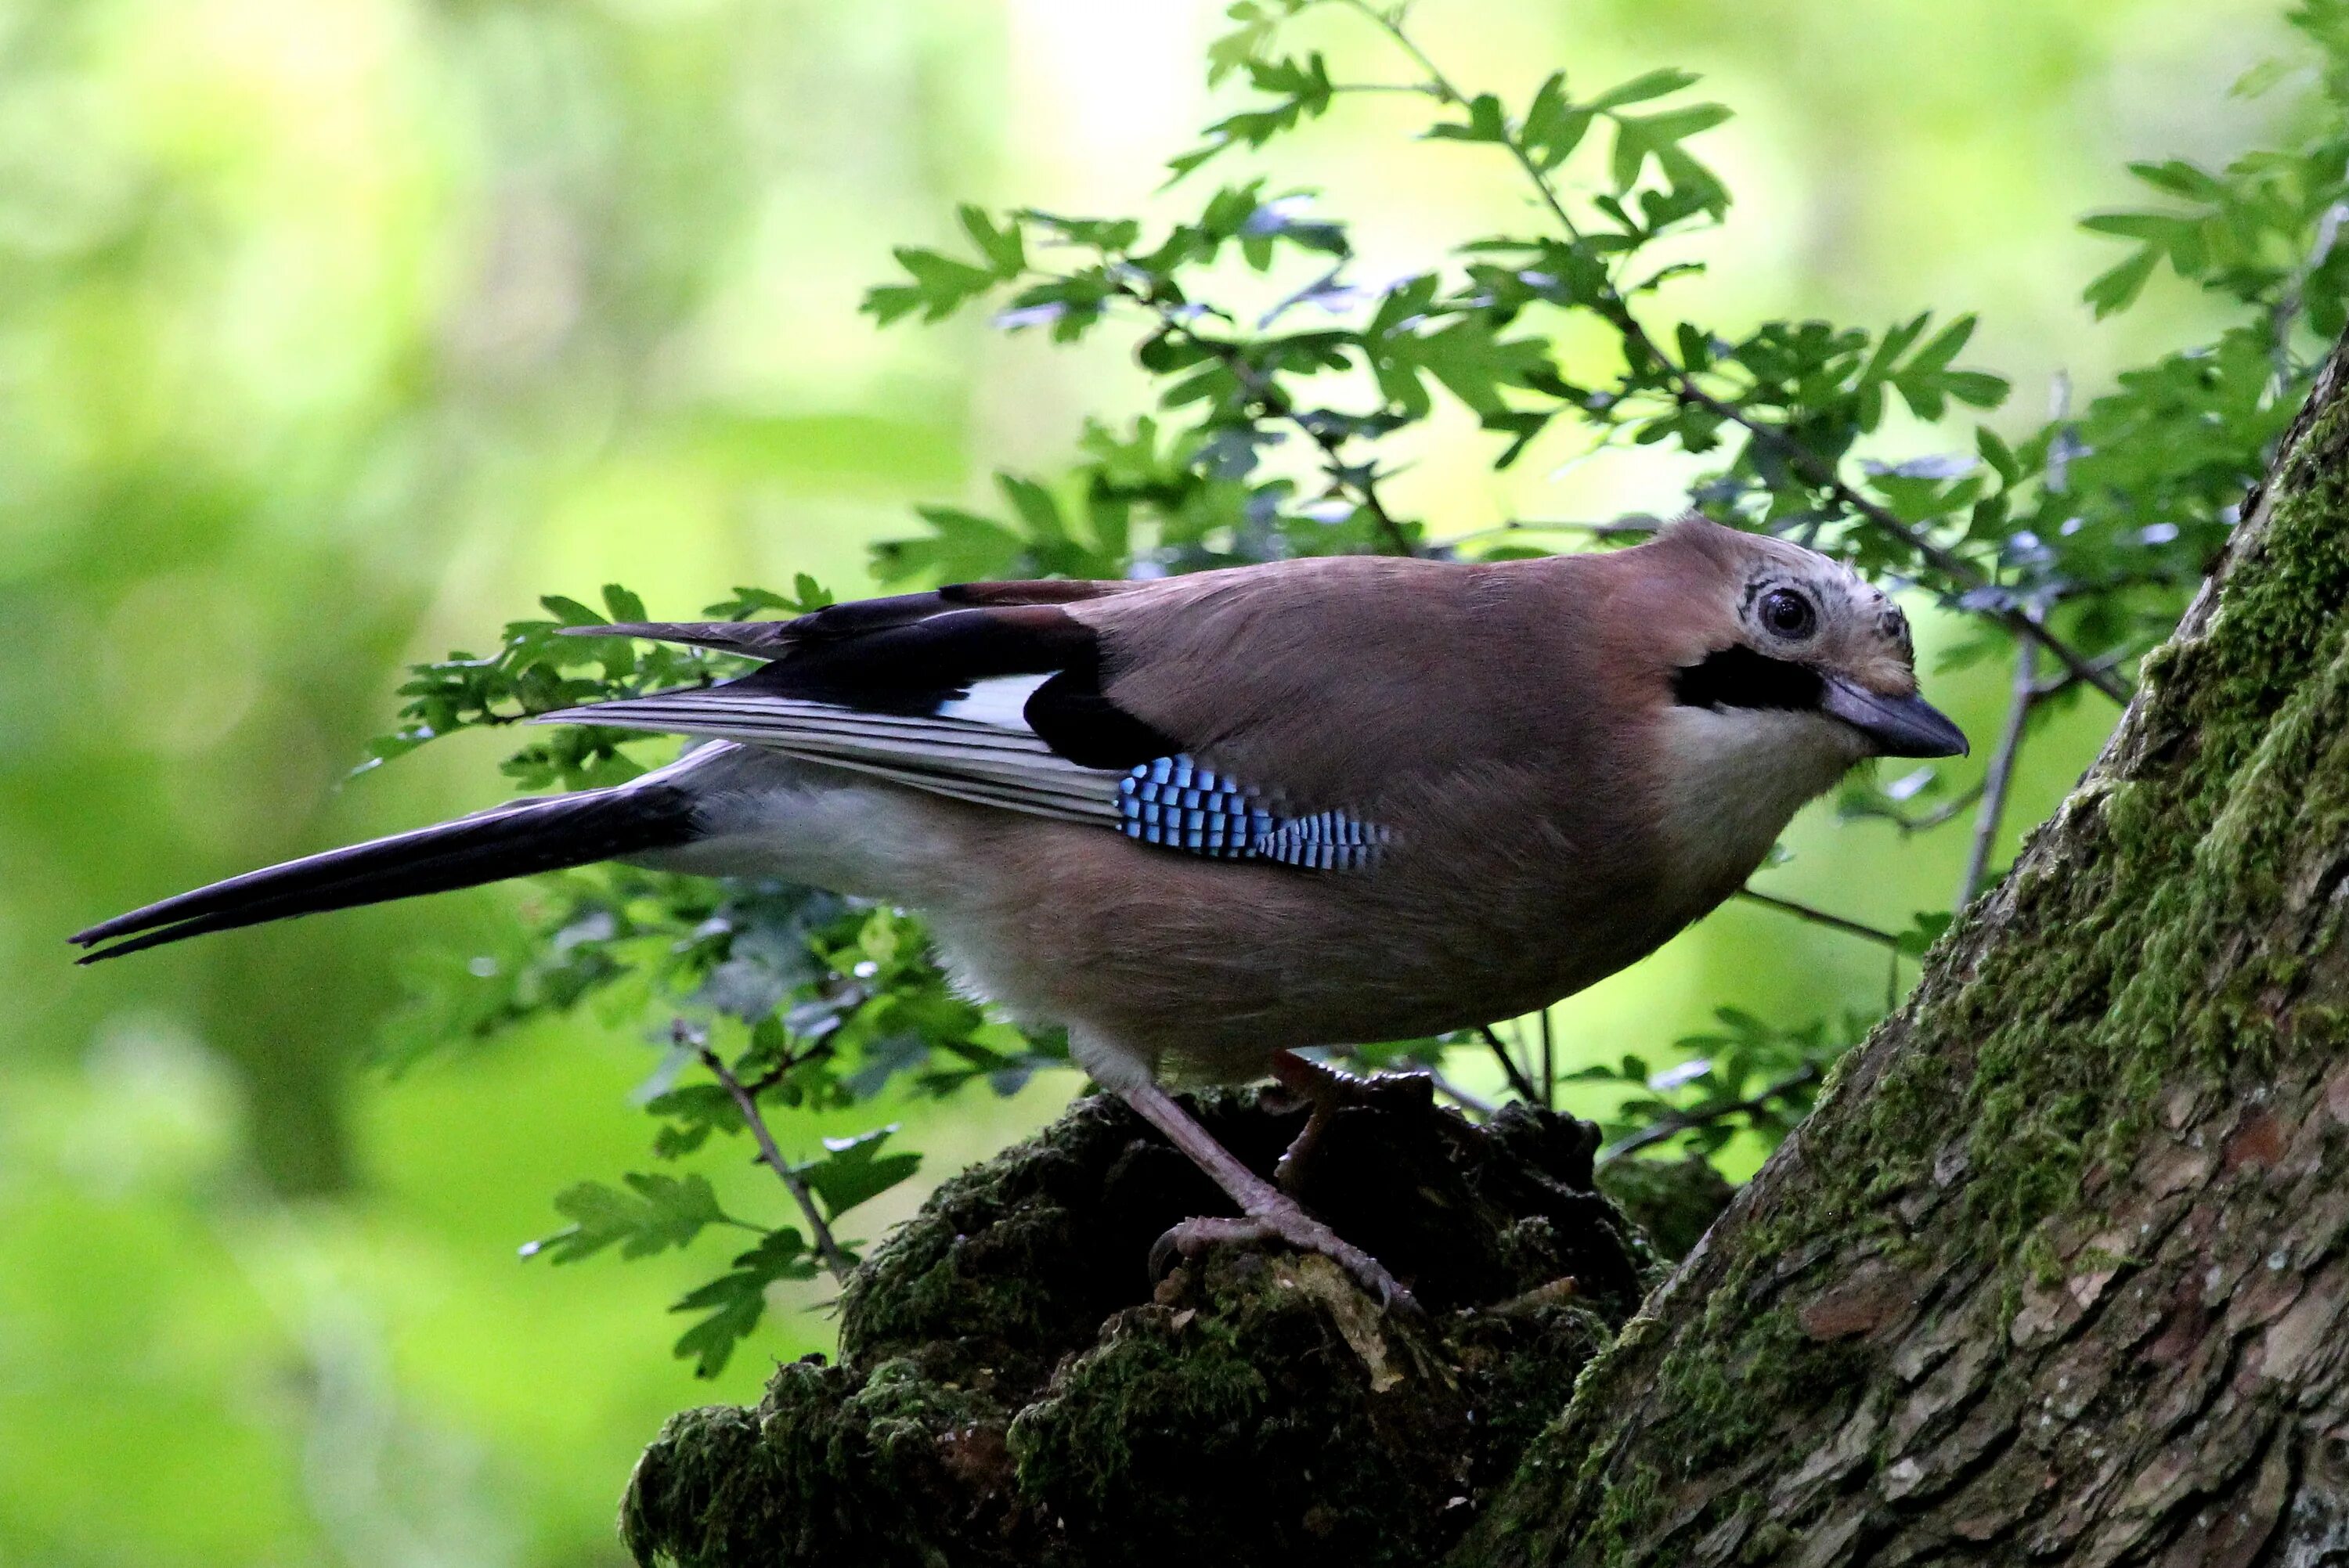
1597, 1064, 1822, 1165
1341, 0, 2132, 705
1478, 1022, 1544, 1104
1539, 1007, 1557, 1106
2029, 644, 2132, 701
1958, 624, 2038, 907
1425, 1067, 1498, 1119
697, 1041, 854, 1281
1848, 777, 1985, 836
1734, 888, 1907, 953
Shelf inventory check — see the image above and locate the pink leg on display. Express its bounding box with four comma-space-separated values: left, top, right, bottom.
1120, 1080, 1420, 1316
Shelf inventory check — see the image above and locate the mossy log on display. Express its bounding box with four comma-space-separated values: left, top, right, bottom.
623, 333, 2349, 1568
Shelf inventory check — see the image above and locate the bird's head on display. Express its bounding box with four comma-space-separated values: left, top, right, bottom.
1647, 516, 1967, 762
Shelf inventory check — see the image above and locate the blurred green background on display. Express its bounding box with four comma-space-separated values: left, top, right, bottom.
0, 0, 2286, 1562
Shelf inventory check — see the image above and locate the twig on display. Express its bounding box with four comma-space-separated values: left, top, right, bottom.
1478, 1023, 1543, 1103
1849, 778, 1985, 836
1340, 0, 2131, 705
1597, 1064, 1822, 1165
1424, 1068, 1498, 1119
696, 1040, 854, 1281
1959, 626, 2037, 907
1539, 1007, 1557, 1107
1735, 889, 1907, 953
2270, 189, 2349, 387
2030, 645, 2132, 701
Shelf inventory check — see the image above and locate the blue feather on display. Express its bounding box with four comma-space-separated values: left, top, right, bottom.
1115, 755, 1386, 871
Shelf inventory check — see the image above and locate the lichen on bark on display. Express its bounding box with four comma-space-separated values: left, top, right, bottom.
621, 1087, 1651, 1568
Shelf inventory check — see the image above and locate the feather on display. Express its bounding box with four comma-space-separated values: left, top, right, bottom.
70, 780, 701, 961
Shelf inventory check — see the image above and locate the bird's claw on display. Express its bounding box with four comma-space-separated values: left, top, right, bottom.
1149, 1209, 1423, 1319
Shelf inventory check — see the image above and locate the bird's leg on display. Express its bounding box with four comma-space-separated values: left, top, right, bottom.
1266, 1049, 1433, 1195
1119, 1080, 1420, 1316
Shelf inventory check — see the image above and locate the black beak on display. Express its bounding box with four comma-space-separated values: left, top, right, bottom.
1820, 677, 1968, 759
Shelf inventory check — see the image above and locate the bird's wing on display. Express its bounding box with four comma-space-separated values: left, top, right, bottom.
546, 576, 1403, 869
586, 579, 1144, 658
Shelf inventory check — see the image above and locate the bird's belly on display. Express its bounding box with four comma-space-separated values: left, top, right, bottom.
921, 835, 1676, 1082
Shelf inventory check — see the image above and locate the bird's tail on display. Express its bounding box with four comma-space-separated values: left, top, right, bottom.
70, 779, 702, 964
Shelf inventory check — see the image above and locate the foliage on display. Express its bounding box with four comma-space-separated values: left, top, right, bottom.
366, 0, 2349, 1371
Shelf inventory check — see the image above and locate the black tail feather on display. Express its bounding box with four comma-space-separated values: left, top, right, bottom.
71, 782, 700, 963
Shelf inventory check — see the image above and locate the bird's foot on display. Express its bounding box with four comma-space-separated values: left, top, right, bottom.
1266, 1051, 1434, 1196
1150, 1202, 1423, 1319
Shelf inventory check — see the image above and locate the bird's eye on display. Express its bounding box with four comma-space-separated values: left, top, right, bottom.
1759, 589, 1817, 640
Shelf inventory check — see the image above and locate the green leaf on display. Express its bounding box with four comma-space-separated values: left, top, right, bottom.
1588, 67, 1701, 110
864, 244, 1002, 326
669, 1228, 817, 1378
601, 583, 648, 624
539, 594, 607, 627
2084, 247, 2160, 318
957, 204, 1027, 276
2127, 158, 2226, 202
998, 473, 1069, 542
1427, 92, 1510, 144
1898, 911, 1955, 957
525, 1173, 729, 1264
795, 1126, 922, 1219
1521, 73, 1593, 171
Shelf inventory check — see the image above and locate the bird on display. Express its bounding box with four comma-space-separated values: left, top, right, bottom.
71, 516, 1964, 1311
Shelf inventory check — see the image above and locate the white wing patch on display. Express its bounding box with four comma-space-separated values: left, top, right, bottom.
934, 672, 1052, 728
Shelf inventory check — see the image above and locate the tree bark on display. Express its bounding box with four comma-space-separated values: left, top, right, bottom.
1460, 335, 2349, 1565
619, 337, 2349, 1568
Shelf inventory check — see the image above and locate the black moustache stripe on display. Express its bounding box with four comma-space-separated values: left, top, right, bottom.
1672, 645, 1827, 712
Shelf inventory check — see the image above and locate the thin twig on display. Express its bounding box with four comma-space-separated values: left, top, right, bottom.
2270, 189, 2349, 387
697, 1041, 854, 1281
1424, 1068, 1498, 1119
1597, 1064, 1823, 1165
1851, 778, 1985, 837
1340, 0, 2131, 705
1539, 1007, 1557, 1107
1735, 888, 1907, 953
2029, 646, 2132, 701
1478, 1023, 1543, 1103
1958, 626, 2037, 907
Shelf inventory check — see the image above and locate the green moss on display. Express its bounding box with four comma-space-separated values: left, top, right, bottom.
1593, 1156, 1736, 1263
624, 1088, 1646, 1567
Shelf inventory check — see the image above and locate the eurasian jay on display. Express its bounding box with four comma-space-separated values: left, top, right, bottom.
72, 517, 1965, 1310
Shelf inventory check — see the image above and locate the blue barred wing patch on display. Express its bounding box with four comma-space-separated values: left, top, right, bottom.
1116, 755, 1387, 872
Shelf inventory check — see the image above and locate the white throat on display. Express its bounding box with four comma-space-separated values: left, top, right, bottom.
1651, 704, 1869, 900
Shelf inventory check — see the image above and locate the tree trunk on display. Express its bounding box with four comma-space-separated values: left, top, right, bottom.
619, 337, 2349, 1568
1462, 335, 2349, 1566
